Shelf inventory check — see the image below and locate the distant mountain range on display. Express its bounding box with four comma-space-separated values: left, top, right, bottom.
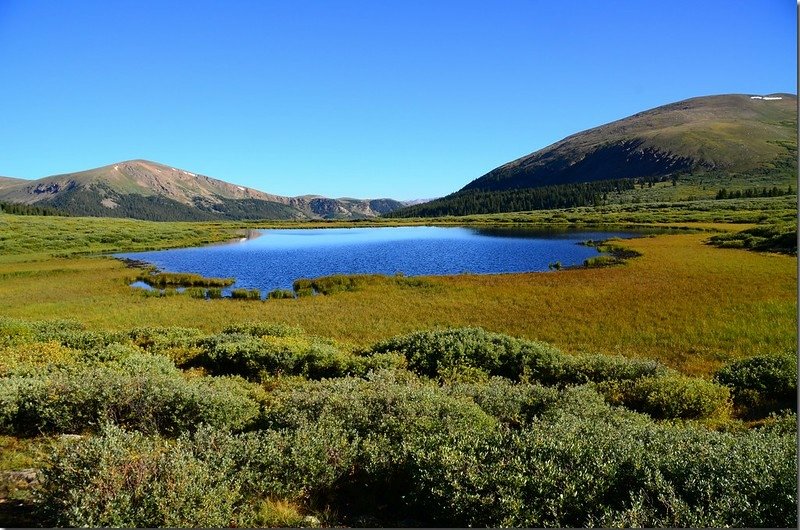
0, 160, 404, 221
3, 93, 796, 221
391, 93, 797, 217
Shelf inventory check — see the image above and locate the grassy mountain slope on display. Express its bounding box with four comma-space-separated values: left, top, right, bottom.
0, 160, 403, 221
392, 93, 797, 217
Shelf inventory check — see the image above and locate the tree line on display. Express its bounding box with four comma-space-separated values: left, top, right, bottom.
0, 201, 68, 216
715, 186, 793, 200
387, 178, 638, 217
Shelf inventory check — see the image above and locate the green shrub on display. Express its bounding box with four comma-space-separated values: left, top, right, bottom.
38, 425, 246, 527
557, 353, 673, 384
709, 222, 797, 254
368, 328, 671, 387
0, 341, 79, 374
196, 332, 403, 380
408, 411, 796, 527
128, 326, 206, 363
261, 371, 499, 518
0, 357, 261, 435
444, 378, 560, 426
223, 322, 304, 338
758, 410, 798, 435
262, 373, 793, 527
75, 343, 147, 364
604, 375, 731, 420
0, 318, 87, 348
369, 327, 558, 380
714, 352, 797, 404
197, 333, 298, 378
0, 318, 36, 347
6, 322, 129, 351
35, 374, 797, 528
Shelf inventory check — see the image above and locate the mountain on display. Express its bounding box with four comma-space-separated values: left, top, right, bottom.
401, 198, 436, 206
0, 160, 403, 221
390, 93, 797, 217
0, 176, 26, 186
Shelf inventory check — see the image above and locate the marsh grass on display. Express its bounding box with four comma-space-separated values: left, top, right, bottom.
231, 288, 261, 300
293, 274, 437, 296
136, 272, 234, 288
583, 255, 619, 268
1, 196, 795, 261
268, 289, 295, 300
0, 230, 794, 375
0, 206, 796, 375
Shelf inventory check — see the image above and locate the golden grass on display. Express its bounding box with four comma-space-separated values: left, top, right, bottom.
0, 230, 794, 376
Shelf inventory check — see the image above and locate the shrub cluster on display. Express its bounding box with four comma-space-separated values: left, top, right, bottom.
369, 327, 559, 380
369, 327, 669, 383
38, 425, 248, 527
0, 346, 262, 436
39, 373, 797, 528
367, 327, 731, 420
599, 375, 731, 420
714, 352, 797, 412
128, 326, 206, 365
1, 319, 794, 527
195, 330, 404, 380
708, 222, 798, 254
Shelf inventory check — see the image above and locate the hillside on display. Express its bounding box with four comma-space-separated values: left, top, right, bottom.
0, 160, 403, 221
391, 93, 797, 217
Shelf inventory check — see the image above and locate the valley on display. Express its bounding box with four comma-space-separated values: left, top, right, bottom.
0, 93, 796, 528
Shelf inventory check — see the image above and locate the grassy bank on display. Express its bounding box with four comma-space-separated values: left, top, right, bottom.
2, 196, 796, 262
0, 206, 796, 375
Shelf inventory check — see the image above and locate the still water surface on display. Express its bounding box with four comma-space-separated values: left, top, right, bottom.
116, 226, 637, 294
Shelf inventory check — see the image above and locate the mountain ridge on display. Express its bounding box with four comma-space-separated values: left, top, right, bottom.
462, 93, 796, 192
391, 93, 797, 217
0, 159, 403, 221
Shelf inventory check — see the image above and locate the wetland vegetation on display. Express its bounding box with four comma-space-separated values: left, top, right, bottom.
0, 196, 796, 527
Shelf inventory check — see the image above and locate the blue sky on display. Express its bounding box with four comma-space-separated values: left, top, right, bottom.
0, 0, 795, 199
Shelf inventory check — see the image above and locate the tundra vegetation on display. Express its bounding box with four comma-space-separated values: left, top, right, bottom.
0, 319, 796, 527
0, 196, 796, 527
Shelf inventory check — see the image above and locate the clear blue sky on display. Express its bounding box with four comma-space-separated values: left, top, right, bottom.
0, 0, 795, 199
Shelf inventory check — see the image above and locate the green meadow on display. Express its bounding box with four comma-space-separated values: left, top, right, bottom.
0, 197, 796, 527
